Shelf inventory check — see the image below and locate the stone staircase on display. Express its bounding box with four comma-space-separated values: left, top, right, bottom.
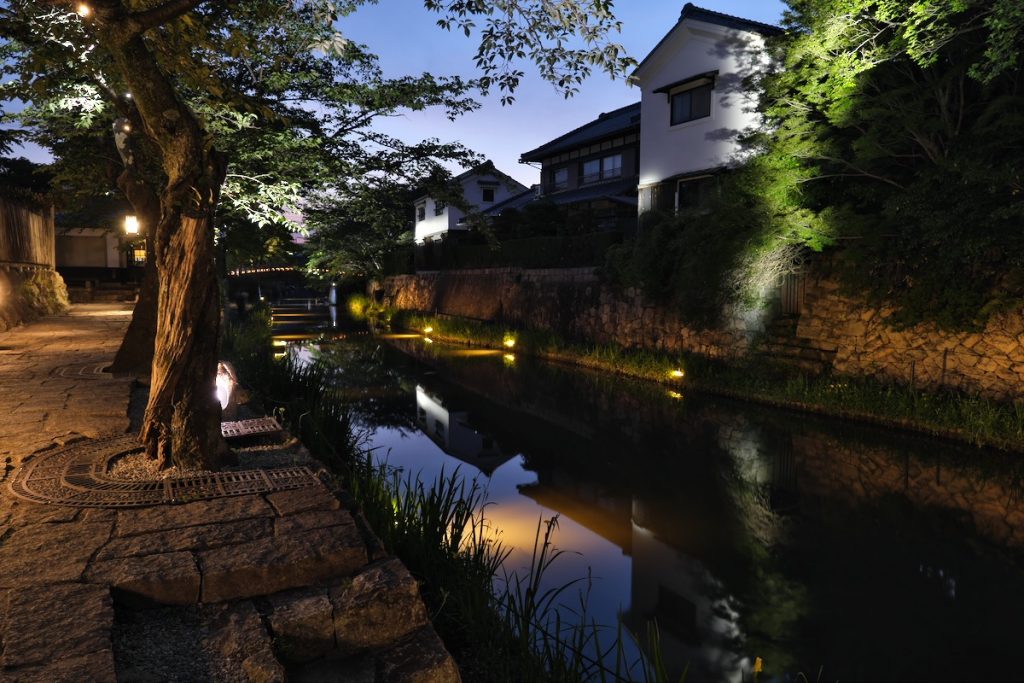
755, 315, 837, 375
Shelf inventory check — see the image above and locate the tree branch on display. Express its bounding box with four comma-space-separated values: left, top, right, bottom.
128, 0, 205, 32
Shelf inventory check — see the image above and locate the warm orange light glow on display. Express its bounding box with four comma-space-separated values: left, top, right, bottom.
423, 337, 434, 344
124, 215, 139, 235
670, 369, 685, 379
667, 390, 683, 400
423, 326, 434, 334
503, 337, 516, 349
76, 3, 91, 17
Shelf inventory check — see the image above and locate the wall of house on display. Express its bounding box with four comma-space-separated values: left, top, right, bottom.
377, 266, 1024, 400
55, 229, 123, 268
636, 19, 770, 188
414, 197, 451, 244
541, 140, 640, 196
415, 172, 527, 244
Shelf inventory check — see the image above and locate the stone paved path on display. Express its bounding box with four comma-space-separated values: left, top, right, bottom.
0, 303, 135, 469
0, 305, 459, 682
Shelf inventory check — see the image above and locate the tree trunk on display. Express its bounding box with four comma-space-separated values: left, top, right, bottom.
109, 253, 157, 375
94, 3, 229, 469
141, 210, 226, 469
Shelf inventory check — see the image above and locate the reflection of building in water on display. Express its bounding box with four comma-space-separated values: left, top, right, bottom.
624, 505, 746, 683
415, 385, 515, 475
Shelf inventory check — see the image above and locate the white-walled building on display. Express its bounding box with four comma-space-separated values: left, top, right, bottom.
631, 3, 781, 214
413, 162, 527, 244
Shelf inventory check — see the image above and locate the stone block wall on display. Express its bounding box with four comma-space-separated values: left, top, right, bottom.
378, 265, 1024, 400
796, 273, 1024, 399
376, 268, 764, 359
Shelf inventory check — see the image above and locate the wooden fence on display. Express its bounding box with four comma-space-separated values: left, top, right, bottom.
0, 197, 55, 269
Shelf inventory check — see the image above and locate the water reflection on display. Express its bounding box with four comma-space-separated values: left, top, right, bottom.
300, 330, 1024, 681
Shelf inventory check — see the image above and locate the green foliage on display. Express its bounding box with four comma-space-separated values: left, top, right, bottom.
756, 0, 1024, 329
605, 165, 819, 326
2, 0, 635, 280
18, 270, 69, 315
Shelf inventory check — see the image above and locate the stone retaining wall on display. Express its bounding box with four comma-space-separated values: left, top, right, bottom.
376, 268, 764, 359
796, 273, 1024, 399
377, 266, 1024, 399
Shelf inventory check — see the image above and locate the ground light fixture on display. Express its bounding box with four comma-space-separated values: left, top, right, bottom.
669, 369, 685, 379
503, 336, 516, 349
124, 215, 140, 235
423, 326, 434, 334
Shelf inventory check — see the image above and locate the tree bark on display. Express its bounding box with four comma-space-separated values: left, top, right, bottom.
91, 0, 227, 469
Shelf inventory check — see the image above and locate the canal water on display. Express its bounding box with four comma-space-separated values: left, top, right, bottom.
272, 306, 1024, 681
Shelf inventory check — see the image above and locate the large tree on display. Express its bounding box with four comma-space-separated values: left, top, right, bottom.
751, 0, 1024, 329
1, 0, 633, 469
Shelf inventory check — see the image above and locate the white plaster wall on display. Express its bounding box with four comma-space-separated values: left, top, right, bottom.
414, 197, 450, 244
414, 171, 525, 243
636, 20, 769, 187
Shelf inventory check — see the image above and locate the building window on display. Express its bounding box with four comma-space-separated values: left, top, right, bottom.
416, 204, 426, 221
670, 84, 712, 125
676, 175, 718, 212
551, 167, 568, 191
581, 159, 601, 184
581, 154, 623, 185
482, 188, 495, 203
602, 154, 622, 180
433, 200, 446, 216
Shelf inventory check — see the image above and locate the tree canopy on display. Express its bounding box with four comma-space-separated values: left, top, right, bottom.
0, 0, 634, 467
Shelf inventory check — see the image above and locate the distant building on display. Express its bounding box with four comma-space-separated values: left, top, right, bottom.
518, 102, 641, 231
55, 198, 145, 283
413, 162, 527, 244
631, 3, 781, 215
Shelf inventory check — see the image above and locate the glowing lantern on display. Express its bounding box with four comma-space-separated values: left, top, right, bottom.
124, 215, 140, 235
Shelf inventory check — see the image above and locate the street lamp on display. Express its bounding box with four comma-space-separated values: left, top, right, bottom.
124, 215, 140, 235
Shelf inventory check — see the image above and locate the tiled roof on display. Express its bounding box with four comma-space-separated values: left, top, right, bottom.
631, 3, 783, 79
520, 102, 641, 163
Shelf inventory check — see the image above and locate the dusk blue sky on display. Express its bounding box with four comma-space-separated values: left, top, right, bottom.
339, 0, 788, 186
9, 1, 788, 186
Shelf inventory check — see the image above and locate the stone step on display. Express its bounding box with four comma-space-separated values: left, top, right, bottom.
83, 486, 370, 605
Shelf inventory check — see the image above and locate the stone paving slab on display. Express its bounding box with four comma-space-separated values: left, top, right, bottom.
0, 304, 460, 682
0, 304, 135, 467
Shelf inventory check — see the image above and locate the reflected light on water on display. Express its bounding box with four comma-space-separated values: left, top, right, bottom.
449, 349, 502, 358
378, 334, 422, 340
